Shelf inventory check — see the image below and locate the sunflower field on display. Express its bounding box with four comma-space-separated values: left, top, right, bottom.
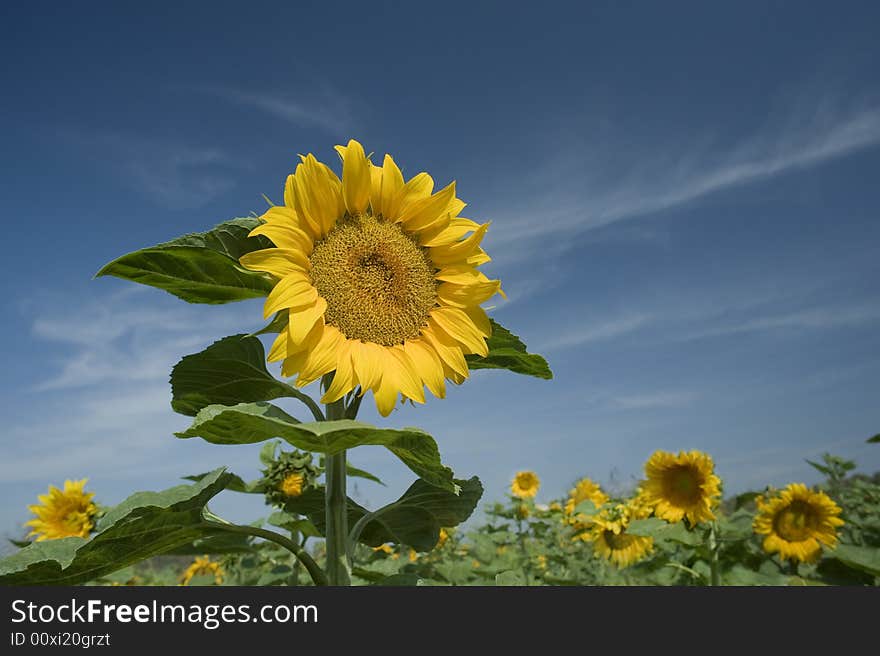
1, 140, 878, 587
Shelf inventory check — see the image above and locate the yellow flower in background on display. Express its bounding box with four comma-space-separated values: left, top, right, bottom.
279, 472, 305, 498
535, 554, 548, 570
372, 543, 394, 555
437, 528, 450, 549
180, 556, 224, 586
516, 504, 531, 519
25, 479, 98, 541
591, 503, 654, 569
642, 450, 721, 525
511, 471, 540, 498
753, 483, 844, 563
240, 139, 504, 417
408, 549, 419, 563
564, 477, 609, 515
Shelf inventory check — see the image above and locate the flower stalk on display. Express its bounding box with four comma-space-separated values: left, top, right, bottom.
323, 374, 351, 585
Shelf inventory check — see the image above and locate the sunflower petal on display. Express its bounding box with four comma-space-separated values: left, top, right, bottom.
387, 172, 434, 220
338, 139, 371, 215
430, 307, 488, 356
240, 248, 310, 278
288, 297, 328, 345
263, 274, 318, 318
397, 182, 457, 233
404, 339, 446, 399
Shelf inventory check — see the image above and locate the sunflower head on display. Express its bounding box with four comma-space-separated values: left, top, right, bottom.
25, 479, 98, 542
511, 471, 540, 499
180, 555, 224, 586
564, 477, 609, 516
590, 503, 654, 569
642, 450, 721, 526
753, 483, 844, 563
261, 449, 321, 506
240, 139, 504, 416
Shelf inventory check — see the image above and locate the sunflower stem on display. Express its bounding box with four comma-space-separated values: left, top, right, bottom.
708, 522, 721, 587
323, 375, 351, 586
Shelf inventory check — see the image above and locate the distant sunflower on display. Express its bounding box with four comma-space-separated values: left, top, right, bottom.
642, 450, 721, 525
511, 471, 540, 499
25, 479, 98, 541
180, 556, 224, 586
590, 502, 653, 569
564, 477, 609, 516
753, 483, 844, 563
240, 139, 503, 416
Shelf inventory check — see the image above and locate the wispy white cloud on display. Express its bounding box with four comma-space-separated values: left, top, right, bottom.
609, 391, 698, 410
59, 130, 242, 209
492, 103, 880, 255
206, 86, 354, 135
679, 303, 880, 342
539, 314, 652, 352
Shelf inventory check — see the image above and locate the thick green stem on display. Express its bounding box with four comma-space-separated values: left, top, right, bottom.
708, 522, 721, 587
323, 382, 351, 585
201, 520, 326, 586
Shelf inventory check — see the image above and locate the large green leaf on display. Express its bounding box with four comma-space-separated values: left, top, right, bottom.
171, 334, 318, 417
867, 433, 880, 444
627, 518, 704, 546
285, 477, 483, 552
177, 402, 457, 492
829, 544, 880, 576
0, 470, 231, 585
465, 319, 552, 379
95, 217, 274, 304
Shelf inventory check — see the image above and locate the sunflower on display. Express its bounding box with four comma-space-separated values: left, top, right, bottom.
753, 483, 844, 563
511, 471, 540, 498
25, 479, 98, 541
261, 449, 320, 506
590, 502, 654, 569
642, 450, 721, 525
564, 477, 609, 516
180, 556, 224, 586
240, 140, 503, 416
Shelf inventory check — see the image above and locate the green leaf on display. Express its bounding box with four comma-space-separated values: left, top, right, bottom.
183, 470, 255, 493
177, 402, 457, 492
495, 570, 525, 586
170, 334, 316, 417
717, 509, 755, 541
723, 565, 790, 586
828, 544, 880, 576
286, 477, 483, 552
465, 319, 552, 379
733, 491, 761, 510
0, 469, 231, 585
95, 217, 274, 304
627, 518, 703, 546
867, 433, 880, 444
267, 512, 321, 538
346, 463, 385, 486
372, 573, 422, 586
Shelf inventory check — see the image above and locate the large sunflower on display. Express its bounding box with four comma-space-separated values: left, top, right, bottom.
240, 140, 503, 416
642, 450, 721, 525
590, 502, 654, 569
753, 483, 844, 563
25, 479, 98, 541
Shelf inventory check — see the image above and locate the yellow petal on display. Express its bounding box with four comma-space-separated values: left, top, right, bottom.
377, 155, 404, 218
267, 330, 288, 362
430, 307, 488, 356
250, 221, 314, 254
403, 339, 446, 399
263, 274, 318, 318
288, 297, 328, 345
428, 222, 490, 266
462, 305, 492, 338
397, 182, 457, 233
320, 340, 356, 404
422, 322, 469, 378
338, 139, 371, 215
437, 280, 503, 307
387, 172, 434, 220
240, 248, 310, 278
435, 265, 489, 285
351, 340, 383, 392
419, 217, 481, 247
390, 346, 426, 404
296, 324, 343, 387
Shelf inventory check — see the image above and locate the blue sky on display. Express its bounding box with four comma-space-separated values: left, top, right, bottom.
2, 1, 879, 543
